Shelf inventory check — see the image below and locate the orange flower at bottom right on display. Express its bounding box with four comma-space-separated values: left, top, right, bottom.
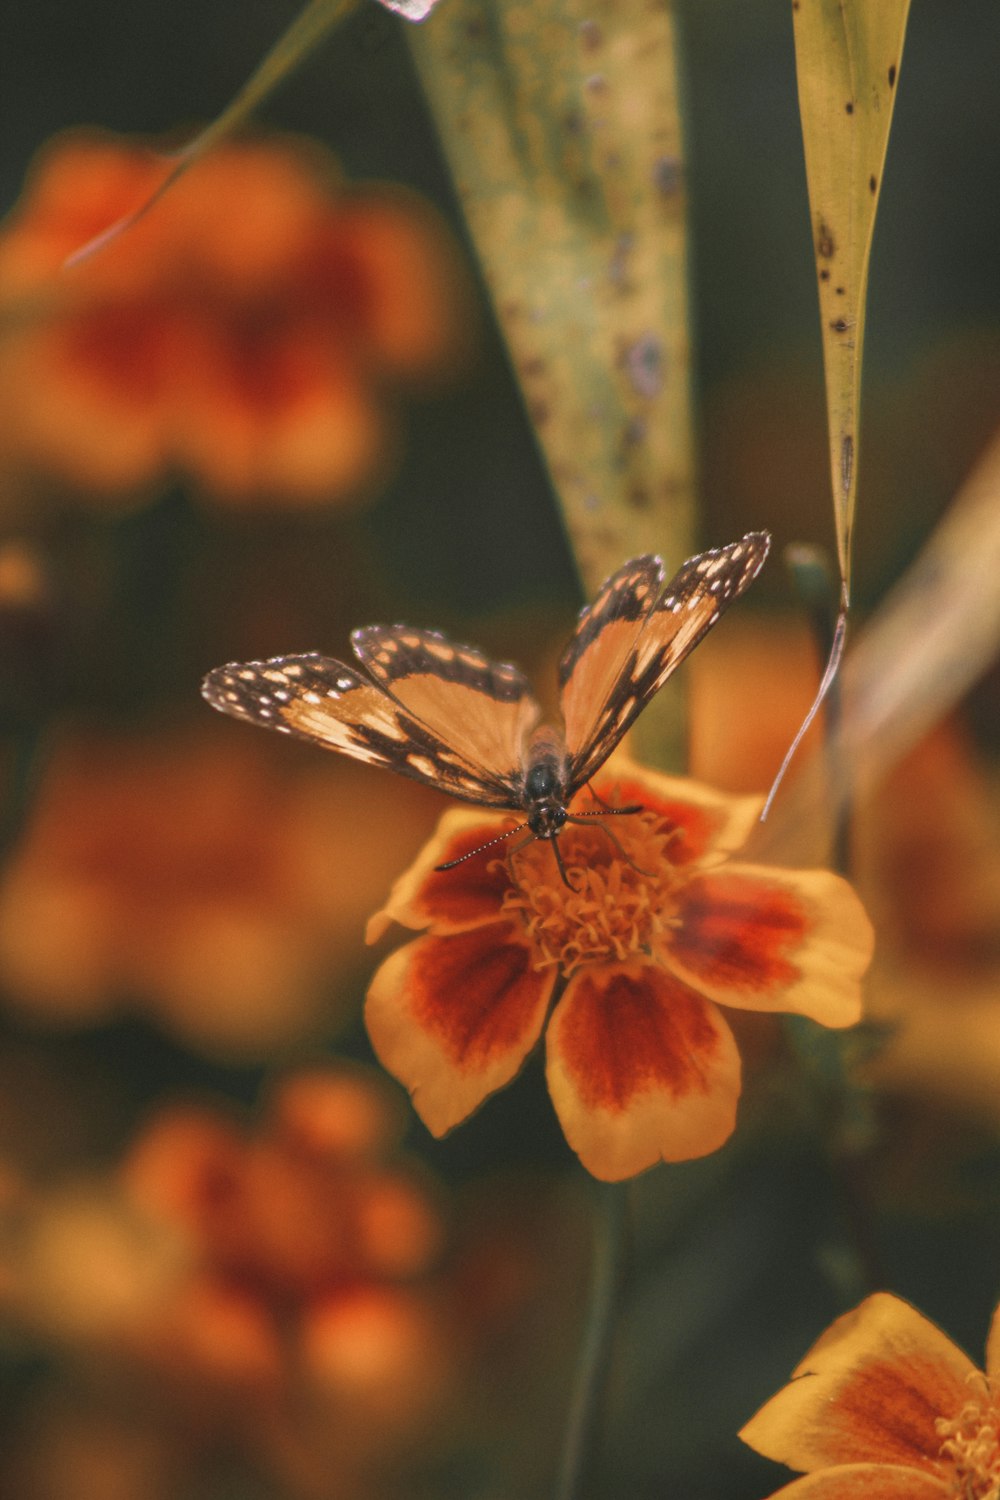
740, 1292, 1000, 1499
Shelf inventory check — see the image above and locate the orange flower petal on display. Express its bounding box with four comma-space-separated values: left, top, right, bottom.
749, 1467, 948, 1500
592, 759, 763, 868
985, 1299, 1000, 1380
365, 924, 556, 1136
545, 962, 741, 1181
739, 1293, 974, 1474
669, 864, 872, 1026
366, 807, 515, 943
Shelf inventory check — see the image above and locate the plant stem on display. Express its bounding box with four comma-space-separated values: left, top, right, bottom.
555, 1179, 628, 1500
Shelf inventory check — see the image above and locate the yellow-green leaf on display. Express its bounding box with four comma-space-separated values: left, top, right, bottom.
407, 0, 694, 601
792, 0, 912, 602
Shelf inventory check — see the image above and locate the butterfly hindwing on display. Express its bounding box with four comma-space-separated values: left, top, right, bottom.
561, 532, 772, 788
351, 624, 538, 794
201, 652, 524, 807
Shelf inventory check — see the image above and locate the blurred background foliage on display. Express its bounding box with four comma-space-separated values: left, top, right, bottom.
0, 1, 999, 1497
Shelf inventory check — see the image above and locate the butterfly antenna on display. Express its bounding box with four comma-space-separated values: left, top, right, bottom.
435, 823, 528, 872
761, 605, 848, 821
575, 802, 645, 818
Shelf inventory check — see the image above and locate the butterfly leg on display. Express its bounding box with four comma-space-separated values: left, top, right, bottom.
565, 814, 656, 877
548, 833, 581, 893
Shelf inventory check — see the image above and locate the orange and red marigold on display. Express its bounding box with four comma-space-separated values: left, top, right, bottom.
0, 130, 465, 504
741, 1291, 1000, 1500
365, 758, 874, 1182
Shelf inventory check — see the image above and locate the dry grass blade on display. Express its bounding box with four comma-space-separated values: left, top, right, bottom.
749, 425, 1000, 867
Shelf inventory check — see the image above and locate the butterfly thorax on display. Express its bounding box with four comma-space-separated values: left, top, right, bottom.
521, 728, 571, 840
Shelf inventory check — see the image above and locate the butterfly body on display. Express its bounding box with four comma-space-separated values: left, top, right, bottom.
202, 533, 771, 855
520, 728, 572, 841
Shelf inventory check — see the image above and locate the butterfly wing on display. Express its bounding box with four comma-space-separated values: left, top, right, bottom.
560, 532, 772, 789
351, 624, 538, 790
201, 652, 532, 807
558, 554, 667, 762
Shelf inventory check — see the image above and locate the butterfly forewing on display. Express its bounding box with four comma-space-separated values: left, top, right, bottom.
351, 624, 538, 791
558, 555, 665, 760
561, 532, 772, 788
201, 653, 525, 807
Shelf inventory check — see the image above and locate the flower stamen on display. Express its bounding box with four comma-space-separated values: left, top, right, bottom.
499, 813, 679, 976
936, 1378, 1000, 1500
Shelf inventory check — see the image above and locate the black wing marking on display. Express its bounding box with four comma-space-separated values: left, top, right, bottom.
351, 624, 538, 792
558, 555, 666, 762
561, 532, 771, 789
201, 653, 526, 808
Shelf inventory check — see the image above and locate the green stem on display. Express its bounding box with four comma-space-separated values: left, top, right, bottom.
555, 1179, 628, 1500
783, 544, 881, 1296
65, 0, 363, 270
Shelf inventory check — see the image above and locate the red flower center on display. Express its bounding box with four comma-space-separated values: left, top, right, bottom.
498, 812, 682, 975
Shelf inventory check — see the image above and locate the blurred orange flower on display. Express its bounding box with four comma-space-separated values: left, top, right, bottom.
0, 131, 466, 504
1, 1069, 453, 1493
0, 723, 439, 1055
741, 1291, 1000, 1500
121, 1071, 449, 1416
365, 758, 873, 1182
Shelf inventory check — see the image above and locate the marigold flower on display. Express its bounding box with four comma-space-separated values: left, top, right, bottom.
740, 1291, 1000, 1500
121, 1071, 451, 1422
365, 758, 874, 1181
0, 130, 465, 504
0, 724, 438, 1055
0, 1070, 454, 1482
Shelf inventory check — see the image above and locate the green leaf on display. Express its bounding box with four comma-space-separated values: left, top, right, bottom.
407, 0, 695, 602
792, 0, 912, 602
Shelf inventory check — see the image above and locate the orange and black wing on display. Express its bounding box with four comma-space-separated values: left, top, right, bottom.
351, 624, 538, 790
202, 645, 537, 809
559, 532, 771, 789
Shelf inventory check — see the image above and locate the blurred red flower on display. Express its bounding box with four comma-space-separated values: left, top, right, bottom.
1, 1069, 454, 1495
0, 131, 467, 505
121, 1071, 449, 1415
0, 723, 439, 1055
365, 758, 874, 1182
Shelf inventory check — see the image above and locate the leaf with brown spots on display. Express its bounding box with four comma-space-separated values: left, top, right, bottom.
792, 0, 913, 602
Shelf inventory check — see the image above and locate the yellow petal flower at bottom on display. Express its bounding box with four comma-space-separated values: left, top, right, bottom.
756, 1466, 948, 1499
741, 1293, 976, 1474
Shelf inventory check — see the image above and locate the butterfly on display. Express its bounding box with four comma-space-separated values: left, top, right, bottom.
202, 532, 771, 883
